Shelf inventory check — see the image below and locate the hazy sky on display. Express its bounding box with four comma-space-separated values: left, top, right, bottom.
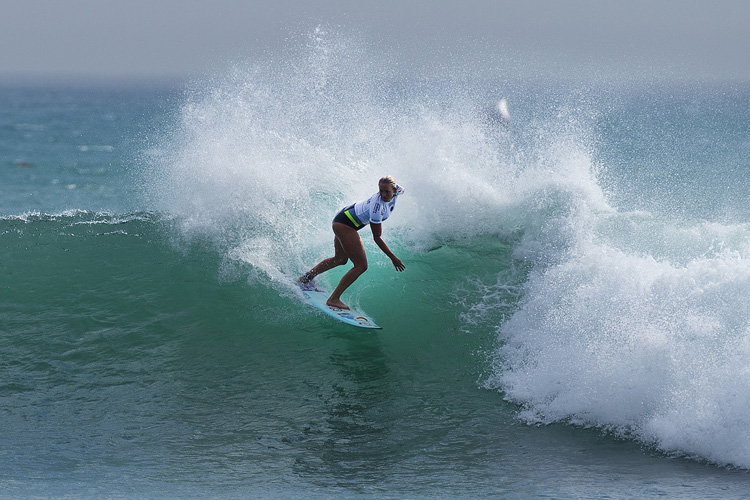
2, 0, 750, 82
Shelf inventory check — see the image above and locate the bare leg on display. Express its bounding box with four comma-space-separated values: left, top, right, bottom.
326, 223, 368, 309
299, 228, 349, 283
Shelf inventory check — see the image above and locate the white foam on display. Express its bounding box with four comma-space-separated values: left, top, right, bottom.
488, 212, 750, 468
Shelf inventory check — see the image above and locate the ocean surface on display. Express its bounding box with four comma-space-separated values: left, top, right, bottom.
3, 33, 750, 499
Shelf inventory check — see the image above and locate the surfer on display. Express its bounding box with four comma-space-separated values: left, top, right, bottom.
300, 176, 406, 309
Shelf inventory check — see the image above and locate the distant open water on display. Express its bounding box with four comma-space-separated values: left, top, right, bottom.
2, 32, 750, 499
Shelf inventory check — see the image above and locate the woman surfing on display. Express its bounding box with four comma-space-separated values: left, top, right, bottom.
299, 176, 406, 310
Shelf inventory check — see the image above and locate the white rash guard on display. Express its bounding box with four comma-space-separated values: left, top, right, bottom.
351, 185, 405, 226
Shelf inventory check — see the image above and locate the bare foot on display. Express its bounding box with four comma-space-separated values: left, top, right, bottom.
326, 298, 350, 310
299, 272, 313, 284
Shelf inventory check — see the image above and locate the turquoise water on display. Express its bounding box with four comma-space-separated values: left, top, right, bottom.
3, 33, 750, 498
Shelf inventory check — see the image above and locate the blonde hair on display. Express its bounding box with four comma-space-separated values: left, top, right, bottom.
379, 175, 397, 190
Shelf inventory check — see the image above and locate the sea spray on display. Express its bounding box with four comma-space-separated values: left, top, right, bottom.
147, 74, 605, 256
142, 29, 393, 283
142, 28, 528, 277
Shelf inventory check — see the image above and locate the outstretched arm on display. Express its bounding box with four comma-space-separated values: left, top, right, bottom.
370, 223, 405, 271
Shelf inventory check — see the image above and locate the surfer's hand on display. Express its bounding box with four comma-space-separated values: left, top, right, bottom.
391, 256, 405, 272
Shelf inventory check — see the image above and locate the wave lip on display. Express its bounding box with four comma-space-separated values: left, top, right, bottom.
0, 209, 159, 225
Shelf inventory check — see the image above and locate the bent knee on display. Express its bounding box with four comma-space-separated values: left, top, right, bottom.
333, 256, 348, 266
354, 261, 368, 274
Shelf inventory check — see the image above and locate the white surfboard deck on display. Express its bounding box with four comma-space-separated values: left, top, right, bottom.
300, 282, 382, 329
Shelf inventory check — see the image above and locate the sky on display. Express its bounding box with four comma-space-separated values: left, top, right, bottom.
2, 0, 750, 83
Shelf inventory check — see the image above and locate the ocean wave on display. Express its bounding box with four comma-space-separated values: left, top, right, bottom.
134, 28, 750, 469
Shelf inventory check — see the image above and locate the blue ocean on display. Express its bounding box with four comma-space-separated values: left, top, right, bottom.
3, 30, 750, 498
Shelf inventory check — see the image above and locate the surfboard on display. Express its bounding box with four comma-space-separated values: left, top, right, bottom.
300, 282, 382, 329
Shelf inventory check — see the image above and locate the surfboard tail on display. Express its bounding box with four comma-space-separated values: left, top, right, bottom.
300, 287, 382, 329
